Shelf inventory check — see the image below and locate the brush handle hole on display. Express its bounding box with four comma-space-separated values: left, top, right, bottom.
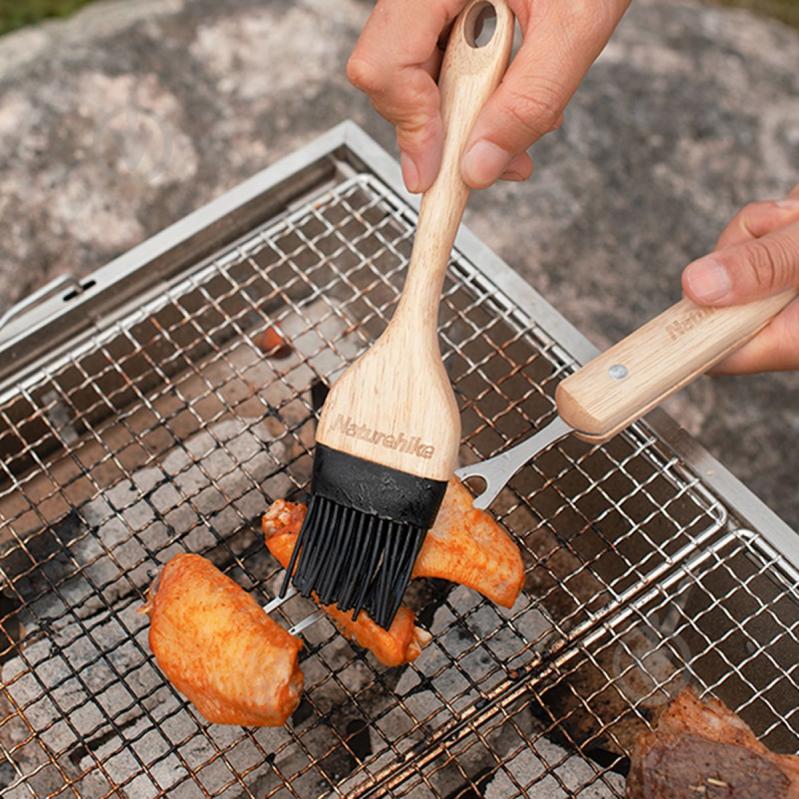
464, 2, 497, 48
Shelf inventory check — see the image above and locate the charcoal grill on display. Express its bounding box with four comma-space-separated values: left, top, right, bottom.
0, 122, 797, 798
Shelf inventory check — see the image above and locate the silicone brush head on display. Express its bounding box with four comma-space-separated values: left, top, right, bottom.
280, 445, 447, 629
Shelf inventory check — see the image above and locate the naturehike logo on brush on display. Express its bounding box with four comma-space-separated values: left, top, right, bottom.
331, 415, 435, 459
664, 306, 715, 342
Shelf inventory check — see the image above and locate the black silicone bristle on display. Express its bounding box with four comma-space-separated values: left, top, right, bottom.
287, 497, 425, 628
280, 444, 448, 630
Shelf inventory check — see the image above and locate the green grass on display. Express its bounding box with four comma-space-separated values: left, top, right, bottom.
0, 0, 797, 39
715, 0, 799, 28
0, 0, 96, 36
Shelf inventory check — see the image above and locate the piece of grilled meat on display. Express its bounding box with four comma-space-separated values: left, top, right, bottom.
414, 478, 523, 608
627, 688, 799, 798
144, 554, 303, 726
263, 477, 523, 612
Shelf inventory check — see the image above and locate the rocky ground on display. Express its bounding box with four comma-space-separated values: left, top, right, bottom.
0, 0, 797, 530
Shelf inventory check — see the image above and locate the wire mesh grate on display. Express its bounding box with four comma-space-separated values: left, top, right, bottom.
0, 171, 795, 798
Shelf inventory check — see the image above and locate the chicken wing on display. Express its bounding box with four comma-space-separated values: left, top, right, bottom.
143, 553, 303, 726
263, 500, 430, 667
263, 479, 523, 611
414, 479, 523, 608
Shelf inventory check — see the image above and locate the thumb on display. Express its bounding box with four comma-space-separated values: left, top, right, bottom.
682, 220, 799, 306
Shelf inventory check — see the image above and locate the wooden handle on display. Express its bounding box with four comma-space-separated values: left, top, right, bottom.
393, 0, 514, 332
555, 290, 797, 442
316, 1, 513, 481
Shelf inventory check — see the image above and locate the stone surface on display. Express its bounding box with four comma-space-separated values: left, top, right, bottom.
0, 0, 797, 535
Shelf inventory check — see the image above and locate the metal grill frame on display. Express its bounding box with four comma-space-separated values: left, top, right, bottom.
0, 121, 797, 799
2, 122, 794, 560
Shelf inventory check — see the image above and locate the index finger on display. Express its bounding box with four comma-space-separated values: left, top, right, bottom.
351, 0, 464, 77
715, 198, 799, 250
348, 0, 469, 191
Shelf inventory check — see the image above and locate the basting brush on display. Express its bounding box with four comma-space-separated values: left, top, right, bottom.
280, 0, 515, 629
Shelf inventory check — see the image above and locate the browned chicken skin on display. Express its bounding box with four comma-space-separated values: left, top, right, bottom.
261, 479, 523, 665
145, 481, 522, 723
143, 553, 303, 726
415, 479, 523, 608
627, 688, 799, 798
263, 478, 522, 603
263, 501, 430, 667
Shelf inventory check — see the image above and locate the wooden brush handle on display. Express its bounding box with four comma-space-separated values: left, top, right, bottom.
316, 1, 513, 481
393, 0, 514, 331
556, 290, 797, 442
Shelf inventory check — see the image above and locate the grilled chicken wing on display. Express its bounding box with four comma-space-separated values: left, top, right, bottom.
263, 479, 522, 614
263, 501, 430, 667
143, 553, 303, 726
414, 479, 523, 608
627, 688, 799, 798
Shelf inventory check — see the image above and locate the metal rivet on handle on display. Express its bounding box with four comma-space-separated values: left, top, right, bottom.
608, 364, 628, 380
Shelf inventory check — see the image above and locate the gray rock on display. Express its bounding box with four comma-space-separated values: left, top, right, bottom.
0, 0, 796, 534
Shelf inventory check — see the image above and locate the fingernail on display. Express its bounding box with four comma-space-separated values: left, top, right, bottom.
683, 257, 732, 303
462, 141, 512, 188
775, 198, 799, 209
400, 152, 421, 193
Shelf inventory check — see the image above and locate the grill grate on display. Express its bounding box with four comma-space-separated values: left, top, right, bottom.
0, 167, 796, 798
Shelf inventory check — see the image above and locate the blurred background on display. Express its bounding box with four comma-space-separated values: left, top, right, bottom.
0, 0, 797, 527
1, 0, 797, 38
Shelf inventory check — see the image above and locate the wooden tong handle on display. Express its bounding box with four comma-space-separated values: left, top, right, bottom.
556, 290, 797, 442
394, 0, 514, 330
